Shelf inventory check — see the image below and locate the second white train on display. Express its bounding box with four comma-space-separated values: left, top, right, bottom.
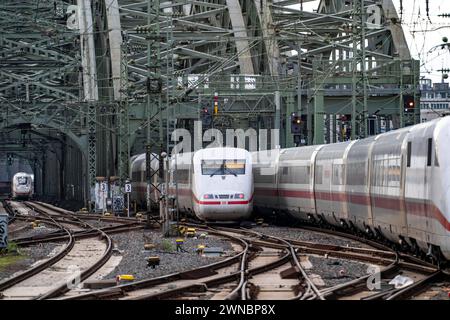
130, 147, 253, 222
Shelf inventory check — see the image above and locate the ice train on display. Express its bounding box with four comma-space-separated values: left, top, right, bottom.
253, 117, 450, 262
11, 172, 34, 199
130, 147, 253, 222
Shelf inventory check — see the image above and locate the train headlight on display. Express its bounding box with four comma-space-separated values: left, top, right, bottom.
234, 193, 244, 199
203, 194, 214, 199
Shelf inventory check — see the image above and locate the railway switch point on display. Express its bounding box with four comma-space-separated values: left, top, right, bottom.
280, 266, 300, 279
84, 279, 117, 289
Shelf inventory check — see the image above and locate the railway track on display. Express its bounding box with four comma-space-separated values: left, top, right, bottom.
57, 223, 384, 300
3, 202, 448, 300
0, 201, 136, 299
289, 225, 444, 300
62, 220, 446, 300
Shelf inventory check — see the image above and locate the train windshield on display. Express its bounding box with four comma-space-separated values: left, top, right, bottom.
17, 176, 28, 185
201, 159, 246, 176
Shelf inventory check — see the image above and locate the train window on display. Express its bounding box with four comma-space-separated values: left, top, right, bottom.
347, 162, 366, 186
387, 159, 401, 187
279, 166, 309, 184
201, 159, 246, 176
435, 148, 440, 167
407, 142, 411, 167
132, 171, 140, 182
17, 177, 28, 185
294, 166, 310, 184
332, 164, 344, 185
176, 169, 189, 183
427, 138, 432, 167
256, 167, 275, 183
315, 165, 323, 185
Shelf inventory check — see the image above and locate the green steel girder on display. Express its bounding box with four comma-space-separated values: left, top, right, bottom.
0, 0, 83, 135
0, 0, 419, 208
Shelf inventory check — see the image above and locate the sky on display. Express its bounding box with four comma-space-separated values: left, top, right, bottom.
301, 0, 450, 84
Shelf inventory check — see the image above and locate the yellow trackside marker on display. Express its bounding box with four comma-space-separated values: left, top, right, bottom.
197, 245, 205, 255
117, 274, 135, 281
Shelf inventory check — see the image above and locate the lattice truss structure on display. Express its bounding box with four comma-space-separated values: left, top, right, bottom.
0, 0, 420, 204
119, 0, 409, 81
0, 0, 87, 139
112, 0, 419, 146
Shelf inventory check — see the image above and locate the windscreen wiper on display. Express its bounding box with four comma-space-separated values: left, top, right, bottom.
223, 167, 237, 177
210, 163, 225, 177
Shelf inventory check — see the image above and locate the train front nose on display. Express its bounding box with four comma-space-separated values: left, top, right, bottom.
196, 192, 253, 221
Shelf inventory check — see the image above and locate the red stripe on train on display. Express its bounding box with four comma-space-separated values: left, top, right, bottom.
254, 187, 450, 231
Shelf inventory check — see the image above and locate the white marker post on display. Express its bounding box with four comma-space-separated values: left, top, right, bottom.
0, 214, 8, 249
125, 182, 132, 218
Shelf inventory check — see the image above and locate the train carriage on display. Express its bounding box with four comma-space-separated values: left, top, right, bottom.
277, 145, 322, 221
131, 147, 253, 222
252, 149, 280, 215
190, 147, 253, 221
369, 129, 409, 242
11, 172, 34, 200
252, 116, 450, 262
403, 119, 450, 257
314, 142, 353, 226
345, 136, 376, 232
129, 153, 160, 209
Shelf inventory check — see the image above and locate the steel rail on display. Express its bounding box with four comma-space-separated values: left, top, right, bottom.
21, 202, 114, 300
0, 201, 75, 293
58, 227, 249, 300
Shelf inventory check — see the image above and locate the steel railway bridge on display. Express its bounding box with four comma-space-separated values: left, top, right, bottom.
0, 0, 419, 208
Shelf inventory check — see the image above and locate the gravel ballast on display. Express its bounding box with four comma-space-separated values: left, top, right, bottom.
251, 225, 379, 288
9, 224, 59, 241
253, 226, 370, 248
0, 242, 61, 281
104, 229, 234, 281
306, 255, 371, 287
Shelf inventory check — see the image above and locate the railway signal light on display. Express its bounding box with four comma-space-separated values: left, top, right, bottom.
7, 153, 13, 166
291, 112, 302, 134
201, 107, 212, 126
213, 92, 219, 115
404, 95, 415, 113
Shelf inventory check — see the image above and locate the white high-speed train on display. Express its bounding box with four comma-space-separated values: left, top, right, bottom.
253, 117, 450, 262
11, 172, 34, 199
130, 147, 253, 221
